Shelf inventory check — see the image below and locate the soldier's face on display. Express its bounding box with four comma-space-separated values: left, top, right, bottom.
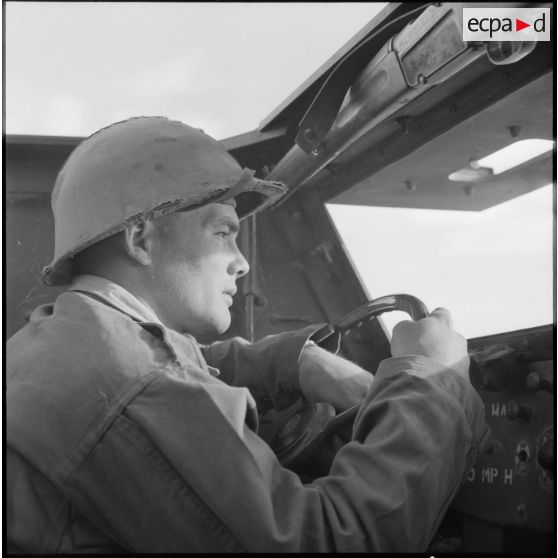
149, 202, 249, 336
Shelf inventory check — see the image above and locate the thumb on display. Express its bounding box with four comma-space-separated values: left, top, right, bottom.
429, 307, 454, 329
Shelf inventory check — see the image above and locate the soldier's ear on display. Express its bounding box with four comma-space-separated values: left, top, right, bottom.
122, 220, 156, 266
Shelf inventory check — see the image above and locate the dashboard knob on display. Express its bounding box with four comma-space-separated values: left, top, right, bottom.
537, 438, 554, 472
525, 372, 553, 393
506, 401, 531, 421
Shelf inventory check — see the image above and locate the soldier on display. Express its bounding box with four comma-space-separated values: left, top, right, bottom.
7, 116, 488, 552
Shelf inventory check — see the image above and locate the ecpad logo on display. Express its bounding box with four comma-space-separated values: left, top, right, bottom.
463, 7, 550, 42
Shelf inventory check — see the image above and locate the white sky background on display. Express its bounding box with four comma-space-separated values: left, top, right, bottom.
5, 2, 555, 339
6, 2, 385, 138
327, 183, 554, 338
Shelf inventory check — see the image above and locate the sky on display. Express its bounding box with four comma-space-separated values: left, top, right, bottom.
5, 2, 555, 339
327, 183, 554, 338
6, 2, 385, 138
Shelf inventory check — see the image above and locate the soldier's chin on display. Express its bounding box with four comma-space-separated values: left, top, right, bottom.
215, 322, 231, 336
181, 310, 231, 339
209, 311, 232, 336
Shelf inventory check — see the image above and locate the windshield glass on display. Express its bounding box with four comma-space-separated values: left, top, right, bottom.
327, 183, 554, 339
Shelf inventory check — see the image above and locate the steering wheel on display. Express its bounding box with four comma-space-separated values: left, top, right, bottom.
270, 294, 429, 478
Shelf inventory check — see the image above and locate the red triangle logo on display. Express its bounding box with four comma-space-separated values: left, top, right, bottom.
516, 18, 530, 31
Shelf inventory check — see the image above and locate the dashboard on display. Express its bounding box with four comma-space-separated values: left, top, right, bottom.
448, 324, 554, 552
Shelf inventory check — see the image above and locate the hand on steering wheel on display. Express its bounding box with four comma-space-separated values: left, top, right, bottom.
271, 294, 429, 477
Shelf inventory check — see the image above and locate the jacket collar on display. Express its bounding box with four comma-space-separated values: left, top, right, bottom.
68, 274, 162, 325
66, 274, 219, 378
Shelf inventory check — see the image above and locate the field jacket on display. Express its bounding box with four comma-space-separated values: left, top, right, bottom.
7, 279, 489, 552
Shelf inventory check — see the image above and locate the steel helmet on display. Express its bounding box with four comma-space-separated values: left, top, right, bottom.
42, 116, 287, 286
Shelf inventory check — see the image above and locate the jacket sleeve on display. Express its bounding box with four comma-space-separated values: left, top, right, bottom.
201, 325, 340, 410
63, 355, 489, 553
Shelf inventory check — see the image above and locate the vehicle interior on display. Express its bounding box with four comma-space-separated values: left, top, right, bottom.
6, 2, 554, 553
